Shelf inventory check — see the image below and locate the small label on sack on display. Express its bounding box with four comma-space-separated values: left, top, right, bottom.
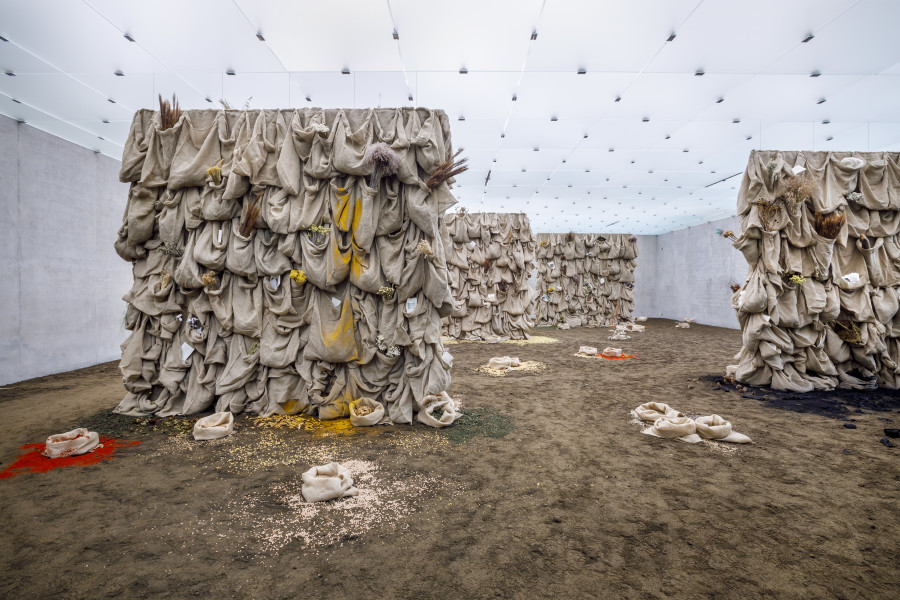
270, 275, 281, 290
176, 314, 183, 322
332, 297, 341, 308
541, 294, 549, 302
487, 293, 497, 302
791, 165, 806, 175
217, 227, 223, 244
405, 297, 417, 313
548, 261, 555, 268
181, 342, 194, 361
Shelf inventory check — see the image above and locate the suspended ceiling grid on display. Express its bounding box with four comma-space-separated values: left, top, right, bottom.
1, 0, 899, 234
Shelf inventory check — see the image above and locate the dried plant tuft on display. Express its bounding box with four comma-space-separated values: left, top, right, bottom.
813, 209, 845, 240
729, 282, 741, 294
779, 173, 816, 206
751, 199, 781, 231
201, 271, 218, 290
426, 149, 469, 191
206, 159, 223, 186
158, 241, 184, 257
238, 190, 264, 237
832, 320, 862, 345
158, 94, 182, 130
364, 142, 401, 189
564, 231, 576, 243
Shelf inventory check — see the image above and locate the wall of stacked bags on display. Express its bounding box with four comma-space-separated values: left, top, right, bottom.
728, 150, 900, 391
533, 233, 638, 328
113, 107, 460, 422
441, 212, 535, 340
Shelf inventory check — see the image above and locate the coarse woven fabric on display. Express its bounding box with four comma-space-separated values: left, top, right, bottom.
441, 212, 536, 340
533, 233, 638, 328
113, 108, 458, 422
727, 150, 900, 392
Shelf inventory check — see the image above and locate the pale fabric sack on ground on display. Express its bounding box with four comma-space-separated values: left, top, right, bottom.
43, 428, 101, 458
301, 462, 359, 502
416, 391, 463, 428
488, 356, 520, 369
193, 411, 234, 440
602, 347, 623, 357
634, 402, 683, 422
578, 346, 598, 355
643, 416, 702, 443
694, 414, 752, 443
349, 397, 387, 426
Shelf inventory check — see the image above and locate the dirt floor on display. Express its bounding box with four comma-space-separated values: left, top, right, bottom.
0, 318, 898, 599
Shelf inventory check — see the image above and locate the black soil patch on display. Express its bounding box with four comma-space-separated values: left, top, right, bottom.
702, 375, 900, 419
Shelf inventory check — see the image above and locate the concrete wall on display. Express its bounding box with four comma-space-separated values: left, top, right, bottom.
652, 215, 747, 329
633, 235, 658, 318
0, 115, 131, 385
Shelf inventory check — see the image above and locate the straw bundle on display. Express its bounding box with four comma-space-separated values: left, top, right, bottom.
832, 320, 862, 345
426, 149, 468, 191
158, 94, 182, 130
238, 190, 264, 237
752, 199, 781, 231
364, 142, 401, 189
813, 210, 845, 239
779, 173, 816, 206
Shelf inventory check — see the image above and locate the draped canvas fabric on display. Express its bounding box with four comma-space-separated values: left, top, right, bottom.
728, 150, 900, 392
441, 212, 535, 340
113, 107, 458, 421
532, 233, 638, 328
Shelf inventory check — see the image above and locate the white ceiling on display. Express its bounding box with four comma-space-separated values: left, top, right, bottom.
1, 0, 899, 234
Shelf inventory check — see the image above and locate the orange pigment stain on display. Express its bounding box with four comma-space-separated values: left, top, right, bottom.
598, 354, 635, 360
0, 437, 141, 480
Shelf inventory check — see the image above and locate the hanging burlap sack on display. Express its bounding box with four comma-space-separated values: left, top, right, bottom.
301, 462, 359, 503
43, 428, 101, 459
192, 411, 234, 440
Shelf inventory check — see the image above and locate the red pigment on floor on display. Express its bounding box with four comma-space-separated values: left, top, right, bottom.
599, 354, 635, 360
0, 437, 141, 480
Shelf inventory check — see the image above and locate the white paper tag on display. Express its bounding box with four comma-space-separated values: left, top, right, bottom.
181, 342, 194, 361
217, 227, 223, 244
270, 275, 281, 290
176, 314, 183, 321
548, 261, 555, 268
468, 241, 476, 248
487, 293, 497, 302
791, 165, 806, 175
332, 297, 341, 308
405, 297, 417, 312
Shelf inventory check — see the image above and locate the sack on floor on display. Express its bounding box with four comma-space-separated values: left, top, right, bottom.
694, 414, 752, 443
349, 397, 386, 427
301, 462, 359, 502
602, 347, 622, 357
643, 416, 702, 443
634, 402, 683, 422
578, 346, 598, 355
416, 391, 463, 428
193, 411, 234, 440
488, 356, 520, 369
43, 428, 100, 459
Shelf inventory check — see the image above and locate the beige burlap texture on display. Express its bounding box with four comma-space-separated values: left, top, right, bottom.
113, 108, 460, 423
533, 233, 638, 328
441, 212, 535, 340
727, 150, 900, 392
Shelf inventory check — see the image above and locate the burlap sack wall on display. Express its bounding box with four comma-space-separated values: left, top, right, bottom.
728, 150, 900, 391
533, 233, 638, 328
441, 212, 535, 340
113, 108, 458, 422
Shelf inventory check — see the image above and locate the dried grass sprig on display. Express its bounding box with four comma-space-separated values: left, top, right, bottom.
238, 190, 264, 237
160, 268, 171, 288
364, 142, 401, 189
289, 270, 306, 285
377, 285, 395, 301
721, 230, 737, 242
158, 241, 184, 257
832, 320, 862, 345
426, 149, 468, 191
813, 209, 845, 239
729, 282, 741, 293
305, 224, 330, 245
482, 257, 493, 270
206, 159, 223, 186
846, 191, 863, 203
564, 231, 576, 243
158, 94, 182, 130
859, 234, 871, 249
416, 239, 434, 258
456, 205, 468, 215
751, 199, 781, 231
248, 340, 260, 355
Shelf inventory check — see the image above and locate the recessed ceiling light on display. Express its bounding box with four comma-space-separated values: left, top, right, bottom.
822, 119, 830, 124
817, 98, 826, 104
716, 97, 724, 103
459, 67, 468, 74
392, 30, 399, 40
531, 30, 538, 41
608, 148, 614, 152
667, 33, 676, 42
826, 136, 834, 141
642, 117, 649, 122
102, 119, 109, 124
522, 168, 526, 172
500, 133, 505, 138
205, 97, 213, 103
307, 96, 313, 102
256, 32, 265, 41
107, 98, 116, 103
407, 94, 413, 102
11, 98, 20, 103
665, 135, 671, 139
4, 70, 15, 76
746, 135, 752, 140
695, 69, 705, 76
114, 70, 124, 76
226, 69, 236, 75
98, 136, 104, 140
585, 169, 590, 173
341, 67, 350, 75
614, 96, 621, 102
810, 71, 821, 77
802, 33, 815, 43
512, 94, 517, 101
732, 118, 740, 123
583, 133, 588, 139
533, 147, 539, 151
550, 116, 557, 122
123, 33, 135, 42
577, 68, 587, 75
458, 115, 465, 121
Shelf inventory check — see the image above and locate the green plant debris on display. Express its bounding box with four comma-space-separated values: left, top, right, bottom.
76, 409, 197, 438
442, 407, 516, 444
